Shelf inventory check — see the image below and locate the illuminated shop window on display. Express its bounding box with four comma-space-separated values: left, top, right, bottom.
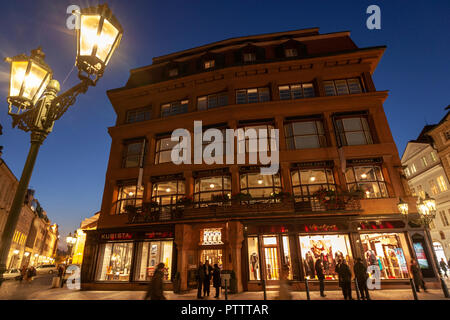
263, 236, 280, 280
134, 241, 173, 282
284, 120, 326, 149
239, 172, 281, 202
248, 237, 260, 281
299, 234, 353, 280
282, 235, 293, 280
361, 233, 411, 279
96, 242, 133, 282
345, 165, 388, 198
194, 176, 231, 207
115, 181, 143, 215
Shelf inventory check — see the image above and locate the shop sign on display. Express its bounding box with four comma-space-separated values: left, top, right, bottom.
100, 232, 133, 241
145, 231, 174, 239
303, 224, 339, 232
256, 225, 289, 234
347, 158, 383, 165
202, 228, 224, 245
292, 161, 334, 169
359, 221, 404, 230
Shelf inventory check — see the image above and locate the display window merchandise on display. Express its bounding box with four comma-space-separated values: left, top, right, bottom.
262, 236, 281, 281
248, 236, 261, 281
134, 241, 173, 281
360, 233, 410, 279
96, 242, 133, 281
299, 234, 353, 280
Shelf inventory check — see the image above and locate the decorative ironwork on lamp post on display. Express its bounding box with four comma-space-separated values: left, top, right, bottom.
0, 4, 123, 285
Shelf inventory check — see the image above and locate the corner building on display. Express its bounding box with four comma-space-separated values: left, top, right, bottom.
81, 28, 441, 291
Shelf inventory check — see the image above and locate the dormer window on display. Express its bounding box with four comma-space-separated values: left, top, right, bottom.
285, 48, 298, 57
243, 52, 256, 62
169, 68, 178, 77
204, 60, 215, 69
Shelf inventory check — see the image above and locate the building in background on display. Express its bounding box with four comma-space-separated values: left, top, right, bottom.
81, 28, 440, 291
402, 127, 450, 264
71, 212, 99, 265
0, 159, 19, 241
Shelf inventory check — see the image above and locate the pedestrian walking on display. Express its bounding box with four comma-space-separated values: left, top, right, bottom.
27, 266, 36, 283
278, 264, 292, 300
411, 259, 427, 292
144, 263, 166, 300
353, 257, 370, 300
58, 264, 66, 288
197, 262, 205, 299
203, 260, 213, 297
212, 263, 221, 298
439, 258, 448, 278
314, 257, 326, 297
337, 259, 353, 300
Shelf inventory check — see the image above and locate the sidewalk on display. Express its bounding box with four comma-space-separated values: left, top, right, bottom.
21, 287, 450, 300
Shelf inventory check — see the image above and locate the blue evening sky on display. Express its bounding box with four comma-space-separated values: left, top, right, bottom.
0, 0, 449, 248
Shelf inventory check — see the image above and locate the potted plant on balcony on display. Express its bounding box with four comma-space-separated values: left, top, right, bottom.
271, 191, 292, 202
125, 204, 138, 223
231, 192, 252, 204
312, 188, 340, 210
211, 194, 230, 205
177, 196, 193, 207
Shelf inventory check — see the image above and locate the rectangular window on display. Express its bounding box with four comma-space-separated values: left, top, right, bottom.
437, 175, 448, 192
430, 152, 437, 162
134, 241, 173, 281
335, 115, 373, 146
115, 181, 143, 215
239, 172, 281, 202
345, 165, 388, 198
243, 53, 256, 62
248, 237, 260, 281
204, 60, 215, 69
197, 92, 228, 111
237, 124, 277, 154
324, 78, 363, 96
161, 100, 189, 118
285, 48, 298, 57
126, 108, 151, 124
278, 83, 315, 100
155, 136, 183, 164
236, 87, 270, 104
421, 156, 428, 167
404, 167, 410, 177
429, 179, 439, 195
122, 139, 146, 168
410, 164, 417, 174
285, 120, 326, 149
96, 242, 133, 282
440, 211, 449, 227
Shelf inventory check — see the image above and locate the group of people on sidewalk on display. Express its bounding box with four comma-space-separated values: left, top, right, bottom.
18, 265, 36, 283
196, 260, 221, 299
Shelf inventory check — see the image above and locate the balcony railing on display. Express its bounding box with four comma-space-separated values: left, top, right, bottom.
125, 192, 361, 224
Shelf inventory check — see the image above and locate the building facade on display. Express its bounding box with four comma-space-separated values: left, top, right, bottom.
81, 28, 441, 291
72, 212, 99, 265
402, 134, 450, 267
0, 159, 19, 241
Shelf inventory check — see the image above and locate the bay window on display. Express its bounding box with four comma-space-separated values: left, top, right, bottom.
115, 180, 143, 215
291, 168, 336, 205
194, 175, 231, 207
345, 165, 388, 198
152, 180, 185, 220
155, 136, 184, 164
240, 172, 281, 202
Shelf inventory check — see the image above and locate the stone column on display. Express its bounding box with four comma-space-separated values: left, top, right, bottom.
175, 223, 194, 292
227, 221, 244, 292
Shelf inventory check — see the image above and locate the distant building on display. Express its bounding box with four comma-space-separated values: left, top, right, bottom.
0, 159, 19, 241
72, 212, 99, 265
402, 127, 450, 264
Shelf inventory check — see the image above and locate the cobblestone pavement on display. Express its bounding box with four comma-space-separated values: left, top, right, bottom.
1, 276, 449, 300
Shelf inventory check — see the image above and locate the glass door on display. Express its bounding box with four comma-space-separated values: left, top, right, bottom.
262, 236, 281, 283
201, 249, 223, 268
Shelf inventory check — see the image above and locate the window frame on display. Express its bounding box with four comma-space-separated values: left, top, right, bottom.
115, 180, 143, 215
155, 135, 183, 164
345, 164, 389, 199
197, 91, 229, 111
290, 167, 336, 204
239, 171, 282, 203
278, 83, 315, 100
323, 78, 364, 96
126, 107, 151, 124
284, 119, 327, 149
334, 114, 374, 146
236, 87, 271, 104
193, 175, 231, 207
122, 138, 147, 168
160, 100, 189, 118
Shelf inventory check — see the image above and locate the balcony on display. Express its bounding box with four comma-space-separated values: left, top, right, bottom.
125, 191, 362, 224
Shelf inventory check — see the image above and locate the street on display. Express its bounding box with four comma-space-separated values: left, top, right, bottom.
1, 276, 449, 300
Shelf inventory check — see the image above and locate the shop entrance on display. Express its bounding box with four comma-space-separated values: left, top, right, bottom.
261, 236, 281, 283
200, 249, 223, 268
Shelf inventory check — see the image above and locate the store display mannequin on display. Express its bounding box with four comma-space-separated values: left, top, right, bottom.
250, 253, 259, 279
305, 252, 315, 278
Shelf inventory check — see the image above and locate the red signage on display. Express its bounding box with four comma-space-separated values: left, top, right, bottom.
303, 224, 339, 232
100, 232, 133, 241
144, 231, 174, 239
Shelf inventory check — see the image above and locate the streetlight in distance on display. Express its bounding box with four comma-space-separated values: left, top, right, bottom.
0, 4, 123, 285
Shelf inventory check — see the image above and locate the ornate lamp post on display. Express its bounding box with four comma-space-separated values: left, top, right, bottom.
0, 4, 123, 285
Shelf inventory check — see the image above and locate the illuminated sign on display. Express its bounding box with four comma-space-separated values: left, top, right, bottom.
100, 232, 133, 241
202, 228, 223, 245
145, 231, 174, 239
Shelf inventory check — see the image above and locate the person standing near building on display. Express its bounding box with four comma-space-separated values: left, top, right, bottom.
58, 264, 66, 288
411, 259, 427, 292
314, 257, 326, 297
439, 258, 448, 278
337, 259, 353, 300
212, 264, 221, 298
20, 265, 27, 283
203, 260, 213, 297
353, 257, 370, 300
197, 262, 205, 299
144, 263, 166, 300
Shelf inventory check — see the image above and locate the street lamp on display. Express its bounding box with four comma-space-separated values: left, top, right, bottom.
397, 197, 409, 216
0, 3, 123, 285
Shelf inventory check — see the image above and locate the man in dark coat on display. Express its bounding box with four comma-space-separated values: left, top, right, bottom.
145, 263, 166, 300
212, 264, 221, 298
337, 260, 353, 300
353, 257, 370, 300
197, 262, 205, 299
439, 258, 448, 278
314, 257, 326, 297
203, 260, 213, 297
411, 259, 427, 292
